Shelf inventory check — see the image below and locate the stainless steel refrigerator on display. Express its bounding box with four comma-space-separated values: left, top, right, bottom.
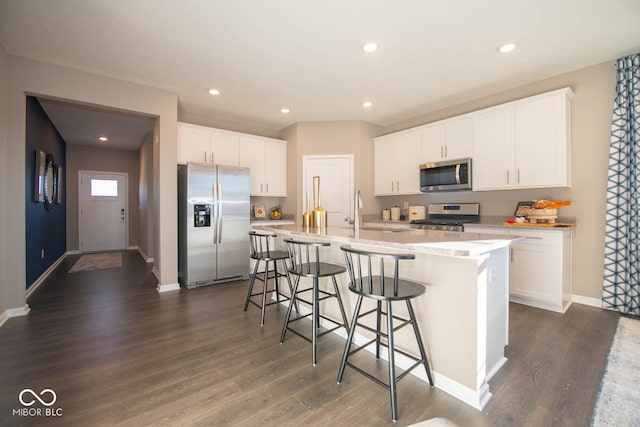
178, 162, 250, 288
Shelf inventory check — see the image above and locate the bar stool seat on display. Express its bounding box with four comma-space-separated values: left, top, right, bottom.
280, 238, 350, 366
338, 245, 434, 422
244, 231, 295, 326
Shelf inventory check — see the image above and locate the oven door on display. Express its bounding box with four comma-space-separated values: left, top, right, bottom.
420, 158, 472, 192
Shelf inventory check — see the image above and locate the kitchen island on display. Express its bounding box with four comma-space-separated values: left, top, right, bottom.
257, 223, 520, 409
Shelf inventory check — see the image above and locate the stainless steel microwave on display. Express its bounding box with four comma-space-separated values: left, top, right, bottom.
419, 158, 472, 192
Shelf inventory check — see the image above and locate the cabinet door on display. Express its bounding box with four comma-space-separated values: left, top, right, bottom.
514, 94, 569, 188
209, 131, 239, 166
263, 139, 287, 196
510, 237, 561, 307
177, 124, 209, 164
443, 117, 472, 160
472, 107, 513, 190
420, 123, 445, 163
239, 136, 266, 195
374, 137, 397, 195
395, 130, 421, 194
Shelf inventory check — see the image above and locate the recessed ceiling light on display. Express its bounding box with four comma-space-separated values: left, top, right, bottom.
362, 42, 378, 53
362, 101, 373, 108
98, 136, 108, 142
208, 88, 221, 95
498, 43, 517, 54
281, 108, 290, 114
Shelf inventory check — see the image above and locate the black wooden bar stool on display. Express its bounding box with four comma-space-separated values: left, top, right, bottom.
338, 245, 434, 422
280, 238, 350, 366
244, 231, 295, 326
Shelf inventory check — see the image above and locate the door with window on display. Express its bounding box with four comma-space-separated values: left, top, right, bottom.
79, 171, 127, 252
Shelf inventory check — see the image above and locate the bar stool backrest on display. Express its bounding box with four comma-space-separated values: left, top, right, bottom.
248, 231, 277, 260
283, 238, 330, 276
340, 245, 415, 297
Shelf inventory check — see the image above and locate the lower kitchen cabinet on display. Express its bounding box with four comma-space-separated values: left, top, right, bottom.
468, 225, 572, 312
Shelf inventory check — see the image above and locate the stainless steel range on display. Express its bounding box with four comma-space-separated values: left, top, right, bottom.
410, 203, 480, 232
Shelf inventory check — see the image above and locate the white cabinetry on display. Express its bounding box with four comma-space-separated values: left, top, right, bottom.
473, 88, 572, 191
472, 107, 513, 190
239, 135, 287, 197
177, 122, 239, 166
466, 225, 572, 312
374, 130, 421, 195
420, 117, 472, 163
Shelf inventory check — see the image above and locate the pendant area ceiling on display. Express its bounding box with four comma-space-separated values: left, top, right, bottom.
1, 0, 639, 137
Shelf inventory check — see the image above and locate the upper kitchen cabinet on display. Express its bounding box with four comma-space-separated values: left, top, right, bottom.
177, 122, 239, 166
239, 135, 287, 196
472, 107, 514, 190
374, 129, 422, 196
420, 116, 472, 164
473, 87, 573, 191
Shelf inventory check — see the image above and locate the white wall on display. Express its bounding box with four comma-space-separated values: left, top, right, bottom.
0, 43, 9, 316
5, 55, 179, 312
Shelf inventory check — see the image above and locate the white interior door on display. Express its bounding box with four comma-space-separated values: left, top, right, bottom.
302, 155, 353, 228
79, 171, 127, 252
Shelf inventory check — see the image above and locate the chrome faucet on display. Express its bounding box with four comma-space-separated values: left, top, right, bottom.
354, 189, 363, 238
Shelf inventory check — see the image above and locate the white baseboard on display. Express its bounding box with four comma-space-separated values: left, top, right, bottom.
572, 294, 602, 308
152, 266, 160, 281
26, 252, 68, 299
157, 282, 180, 293
0, 304, 31, 327
136, 246, 154, 263
66, 250, 82, 255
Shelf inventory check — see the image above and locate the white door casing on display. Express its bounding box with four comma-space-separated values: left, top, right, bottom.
302, 155, 354, 228
79, 171, 128, 252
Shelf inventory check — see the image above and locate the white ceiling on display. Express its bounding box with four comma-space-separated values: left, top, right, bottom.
1, 0, 639, 148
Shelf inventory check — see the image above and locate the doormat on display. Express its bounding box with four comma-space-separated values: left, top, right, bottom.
592, 315, 640, 425
68, 252, 122, 273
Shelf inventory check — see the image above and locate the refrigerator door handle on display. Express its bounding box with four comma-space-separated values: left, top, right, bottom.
212, 183, 218, 244
217, 183, 223, 242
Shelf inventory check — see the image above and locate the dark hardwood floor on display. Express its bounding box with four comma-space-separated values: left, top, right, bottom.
0, 250, 619, 426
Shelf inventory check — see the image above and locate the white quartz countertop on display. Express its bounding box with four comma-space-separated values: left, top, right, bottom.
258, 224, 521, 257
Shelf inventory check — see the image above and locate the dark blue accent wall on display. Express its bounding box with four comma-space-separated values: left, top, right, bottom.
25, 96, 67, 288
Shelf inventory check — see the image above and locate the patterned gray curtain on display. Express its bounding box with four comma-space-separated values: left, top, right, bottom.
603, 53, 640, 315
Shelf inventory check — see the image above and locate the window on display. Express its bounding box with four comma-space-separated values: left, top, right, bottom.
91, 179, 118, 197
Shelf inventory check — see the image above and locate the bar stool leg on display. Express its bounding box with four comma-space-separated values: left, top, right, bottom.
331, 275, 350, 334
283, 263, 299, 314
406, 300, 434, 386
387, 301, 398, 422
312, 278, 319, 366
337, 294, 363, 383
260, 260, 270, 326
280, 275, 301, 344
244, 258, 261, 311
376, 300, 382, 358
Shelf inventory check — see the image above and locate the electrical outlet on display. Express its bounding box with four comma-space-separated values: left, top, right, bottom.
41, 250, 45, 259
403, 202, 409, 210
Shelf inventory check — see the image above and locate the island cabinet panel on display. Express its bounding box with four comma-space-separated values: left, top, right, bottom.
239, 135, 287, 197
177, 122, 240, 166
472, 87, 572, 191
467, 225, 573, 313
373, 129, 421, 195
420, 116, 472, 164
